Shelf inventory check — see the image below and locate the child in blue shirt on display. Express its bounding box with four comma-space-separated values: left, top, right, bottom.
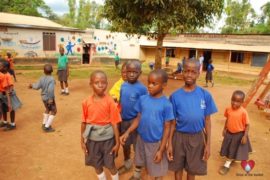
118, 60, 148, 176
167, 59, 217, 179
205, 59, 214, 87
120, 69, 174, 179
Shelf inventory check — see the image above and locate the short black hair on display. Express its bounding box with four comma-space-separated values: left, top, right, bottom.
149, 69, 168, 83
232, 90, 245, 101
90, 70, 107, 81
184, 58, 200, 71
44, 64, 53, 74
126, 60, 142, 70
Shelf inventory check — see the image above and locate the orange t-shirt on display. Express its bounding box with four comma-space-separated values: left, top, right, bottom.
4, 73, 13, 87
0, 72, 9, 92
82, 95, 122, 125
224, 106, 249, 133
6, 57, 14, 70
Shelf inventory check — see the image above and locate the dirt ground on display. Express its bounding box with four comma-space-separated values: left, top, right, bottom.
0, 69, 269, 180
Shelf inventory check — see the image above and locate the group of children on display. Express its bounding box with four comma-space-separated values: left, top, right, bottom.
79, 58, 252, 180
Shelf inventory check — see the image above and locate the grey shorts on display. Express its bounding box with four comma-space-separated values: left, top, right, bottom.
57, 69, 68, 82
85, 138, 116, 170
135, 135, 168, 177
120, 120, 137, 146
43, 99, 57, 114
169, 131, 207, 175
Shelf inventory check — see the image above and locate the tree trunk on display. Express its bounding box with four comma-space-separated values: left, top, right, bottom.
154, 34, 165, 69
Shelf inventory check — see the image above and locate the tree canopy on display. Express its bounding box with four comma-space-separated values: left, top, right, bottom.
103, 0, 224, 69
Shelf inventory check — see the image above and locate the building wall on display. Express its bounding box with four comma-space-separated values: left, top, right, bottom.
0, 27, 82, 61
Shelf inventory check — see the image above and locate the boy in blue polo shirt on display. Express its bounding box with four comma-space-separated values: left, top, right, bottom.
120, 69, 174, 179
167, 59, 217, 180
118, 60, 148, 175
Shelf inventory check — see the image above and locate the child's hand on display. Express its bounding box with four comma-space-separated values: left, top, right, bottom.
81, 141, 88, 155
120, 133, 129, 145
28, 84, 32, 89
154, 150, 162, 163
167, 144, 174, 161
222, 129, 227, 137
202, 144, 210, 161
241, 136, 247, 144
110, 144, 119, 157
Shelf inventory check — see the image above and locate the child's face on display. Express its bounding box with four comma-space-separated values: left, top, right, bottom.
90, 73, 108, 96
183, 62, 199, 86
121, 66, 127, 81
59, 49, 64, 55
126, 64, 141, 84
148, 73, 165, 97
231, 94, 244, 110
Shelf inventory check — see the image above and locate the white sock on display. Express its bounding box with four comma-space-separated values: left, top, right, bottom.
10, 123, 15, 126
45, 115, 55, 128
97, 171, 106, 180
43, 113, 49, 125
61, 89, 65, 93
3, 121, 7, 124
65, 88, 69, 93
133, 167, 142, 179
124, 159, 132, 169
224, 160, 232, 168
111, 172, 119, 180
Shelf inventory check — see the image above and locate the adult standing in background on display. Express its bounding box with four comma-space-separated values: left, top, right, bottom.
199, 54, 204, 73
114, 53, 120, 70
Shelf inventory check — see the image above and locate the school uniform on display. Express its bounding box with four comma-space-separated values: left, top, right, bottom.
220, 107, 252, 161
0, 72, 9, 109
169, 86, 217, 175
82, 95, 121, 169
120, 81, 147, 146
109, 78, 125, 102
206, 64, 214, 81
134, 95, 174, 177
31, 75, 56, 114
57, 55, 68, 82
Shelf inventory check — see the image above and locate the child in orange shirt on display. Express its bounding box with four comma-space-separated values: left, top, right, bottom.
1, 61, 21, 131
81, 70, 121, 180
219, 90, 252, 175
6, 52, 16, 82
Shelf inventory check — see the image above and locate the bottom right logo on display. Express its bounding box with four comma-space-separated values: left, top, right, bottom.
241, 160, 255, 173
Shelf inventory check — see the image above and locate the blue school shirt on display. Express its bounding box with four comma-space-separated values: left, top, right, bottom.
170, 86, 217, 133
120, 81, 148, 121
207, 64, 214, 72
134, 95, 174, 143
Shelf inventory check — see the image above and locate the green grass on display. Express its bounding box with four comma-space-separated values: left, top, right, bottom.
19, 64, 255, 86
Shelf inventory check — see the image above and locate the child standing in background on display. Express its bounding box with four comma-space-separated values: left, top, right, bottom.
120, 69, 174, 179
29, 64, 56, 133
81, 70, 121, 180
219, 90, 252, 175
6, 52, 16, 82
168, 59, 217, 180
118, 60, 148, 176
57, 47, 69, 95
1, 61, 21, 131
205, 59, 214, 87
109, 62, 127, 102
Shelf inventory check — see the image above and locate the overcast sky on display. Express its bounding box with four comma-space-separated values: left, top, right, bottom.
44, 0, 269, 15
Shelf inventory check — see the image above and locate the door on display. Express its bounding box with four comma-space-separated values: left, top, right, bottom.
82, 44, 91, 64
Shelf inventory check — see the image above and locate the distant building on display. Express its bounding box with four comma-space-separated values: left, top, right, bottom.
0, 12, 84, 63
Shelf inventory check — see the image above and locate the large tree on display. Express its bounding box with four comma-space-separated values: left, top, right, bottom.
0, 0, 53, 17
103, 0, 223, 69
222, 0, 256, 33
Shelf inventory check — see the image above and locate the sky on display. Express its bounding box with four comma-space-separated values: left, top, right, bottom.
44, 0, 269, 32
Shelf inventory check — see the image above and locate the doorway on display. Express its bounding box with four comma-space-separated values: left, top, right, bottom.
189, 49, 196, 59
203, 50, 212, 71
82, 43, 91, 64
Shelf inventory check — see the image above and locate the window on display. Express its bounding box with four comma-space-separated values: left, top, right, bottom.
166, 48, 175, 57
231, 52, 244, 63
43, 32, 56, 51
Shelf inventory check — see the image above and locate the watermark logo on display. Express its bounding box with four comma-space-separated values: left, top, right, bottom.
241, 160, 255, 173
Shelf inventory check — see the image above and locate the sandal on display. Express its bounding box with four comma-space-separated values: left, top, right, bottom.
219, 166, 230, 175
118, 165, 132, 175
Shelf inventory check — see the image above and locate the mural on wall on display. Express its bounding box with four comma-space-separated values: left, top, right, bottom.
93, 34, 118, 56
58, 35, 82, 57
19, 37, 41, 49
24, 51, 38, 58
0, 37, 16, 46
